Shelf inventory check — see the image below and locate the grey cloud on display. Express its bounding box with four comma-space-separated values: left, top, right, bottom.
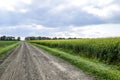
0, 0, 120, 27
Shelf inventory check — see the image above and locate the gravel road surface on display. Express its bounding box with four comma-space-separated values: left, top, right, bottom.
0, 42, 96, 80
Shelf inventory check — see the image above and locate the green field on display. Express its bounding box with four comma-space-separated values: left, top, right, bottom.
28, 38, 120, 80
29, 38, 120, 65
0, 41, 19, 63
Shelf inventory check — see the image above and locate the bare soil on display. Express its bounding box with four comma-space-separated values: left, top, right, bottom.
0, 42, 96, 80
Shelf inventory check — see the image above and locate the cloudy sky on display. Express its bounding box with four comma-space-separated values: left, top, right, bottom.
0, 0, 120, 39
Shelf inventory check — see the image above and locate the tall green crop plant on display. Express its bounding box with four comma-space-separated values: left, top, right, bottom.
28, 38, 120, 65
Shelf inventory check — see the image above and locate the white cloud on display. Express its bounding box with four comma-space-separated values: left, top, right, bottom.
50, 5, 65, 13
50, 0, 120, 19
83, 4, 120, 19
0, 0, 119, 19
0, 24, 120, 39
50, 24, 120, 38
30, 24, 56, 30
0, 0, 32, 12
96, 0, 114, 6
19, 9, 28, 13
20, 0, 32, 5
0, 0, 120, 38
0, 0, 16, 11
50, 0, 89, 13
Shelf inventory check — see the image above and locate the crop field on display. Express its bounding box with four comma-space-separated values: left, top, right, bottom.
29, 38, 120, 65
28, 38, 120, 80
0, 41, 19, 60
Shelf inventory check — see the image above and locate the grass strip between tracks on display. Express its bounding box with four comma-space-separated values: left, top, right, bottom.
32, 43, 120, 80
0, 42, 19, 63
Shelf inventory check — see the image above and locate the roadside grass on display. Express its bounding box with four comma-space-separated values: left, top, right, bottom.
32, 43, 120, 80
0, 42, 19, 63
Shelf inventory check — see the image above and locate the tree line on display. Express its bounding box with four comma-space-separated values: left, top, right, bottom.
25, 36, 77, 40
0, 36, 20, 41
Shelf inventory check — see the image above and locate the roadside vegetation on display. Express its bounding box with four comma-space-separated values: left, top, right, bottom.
0, 41, 19, 64
28, 37, 120, 80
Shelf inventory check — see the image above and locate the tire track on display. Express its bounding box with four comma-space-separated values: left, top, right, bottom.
0, 42, 96, 80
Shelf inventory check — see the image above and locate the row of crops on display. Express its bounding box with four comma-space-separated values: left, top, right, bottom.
29, 38, 120, 65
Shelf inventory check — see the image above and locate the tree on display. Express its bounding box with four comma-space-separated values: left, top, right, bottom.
17, 37, 21, 41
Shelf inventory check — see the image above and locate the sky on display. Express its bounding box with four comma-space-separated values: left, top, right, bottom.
0, 0, 120, 40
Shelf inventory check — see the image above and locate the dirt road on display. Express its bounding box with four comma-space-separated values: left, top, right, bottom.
0, 42, 95, 80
